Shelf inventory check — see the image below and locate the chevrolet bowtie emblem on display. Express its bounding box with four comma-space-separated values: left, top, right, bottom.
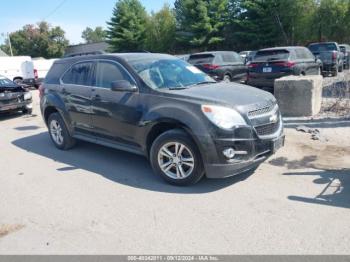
270, 114, 278, 123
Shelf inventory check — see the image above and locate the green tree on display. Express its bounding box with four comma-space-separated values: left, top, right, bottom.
174, 0, 228, 51
1, 22, 69, 58
145, 4, 176, 53
82, 26, 107, 43
107, 0, 148, 52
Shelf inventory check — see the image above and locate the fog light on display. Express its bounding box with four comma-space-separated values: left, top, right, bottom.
223, 148, 235, 159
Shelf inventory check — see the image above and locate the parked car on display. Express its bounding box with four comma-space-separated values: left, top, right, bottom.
188, 51, 247, 82
239, 51, 257, 64
176, 54, 190, 62
0, 56, 38, 87
247, 46, 322, 89
40, 53, 284, 186
308, 42, 344, 76
32, 58, 57, 88
0, 75, 33, 114
339, 44, 350, 70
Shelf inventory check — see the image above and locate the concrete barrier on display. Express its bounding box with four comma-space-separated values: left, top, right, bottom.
274, 75, 323, 117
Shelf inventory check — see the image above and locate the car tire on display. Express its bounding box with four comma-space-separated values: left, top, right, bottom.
332, 67, 338, 77
13, 78, 23, 85
150, 129, 204, 186
223, 74, 232, 83
339, 64, 343, 72
22, 108, 32, 115
48, 113, 76, 150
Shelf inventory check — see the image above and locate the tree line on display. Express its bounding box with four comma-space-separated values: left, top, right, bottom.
2, 0, 350, 58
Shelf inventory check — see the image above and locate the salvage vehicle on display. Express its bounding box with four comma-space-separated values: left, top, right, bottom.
0, 75, 33, 114
40, 53, 284, 186
188, 51, 247, 83
339, 44, 350, 70
308, 42, 344, 76
247, 46, 322, 89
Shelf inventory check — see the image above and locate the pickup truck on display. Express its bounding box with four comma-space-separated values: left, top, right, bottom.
308, 42, 344, 76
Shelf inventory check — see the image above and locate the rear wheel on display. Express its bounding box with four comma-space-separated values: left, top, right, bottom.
150, 129, 204, 186
223, 74, 232, 83
339, 63, 344, 72
332, 67, 338, 77
22, 108, 32, 115
48, 113, 76, 150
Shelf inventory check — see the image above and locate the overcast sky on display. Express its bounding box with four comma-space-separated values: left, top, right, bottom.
0, 0, 174, 45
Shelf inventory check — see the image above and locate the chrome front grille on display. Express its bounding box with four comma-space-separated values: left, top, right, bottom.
248, 103, 276, 118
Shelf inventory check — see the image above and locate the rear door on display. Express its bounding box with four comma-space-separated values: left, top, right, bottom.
60, 61, 95, 133
90, 60, 141, 147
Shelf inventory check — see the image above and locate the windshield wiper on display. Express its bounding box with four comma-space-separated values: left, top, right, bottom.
187, 81, 217, 88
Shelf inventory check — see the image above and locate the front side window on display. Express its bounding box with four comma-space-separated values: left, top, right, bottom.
95, 61, 134, 89
62, 62, 94, 86
130, 58, 214, 90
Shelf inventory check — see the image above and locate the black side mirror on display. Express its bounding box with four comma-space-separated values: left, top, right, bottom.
111, 80, 137, 92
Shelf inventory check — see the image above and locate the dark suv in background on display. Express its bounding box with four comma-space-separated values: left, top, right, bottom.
308, 42, 344, 76
40, 53, 284, 186
188, 51, 247, 83
247, 46, 321, 89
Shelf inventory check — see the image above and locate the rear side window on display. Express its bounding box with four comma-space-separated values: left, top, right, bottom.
254, 50, 290, 62
45, 63, 67, 84
188, 54, 215, 64
95, 61, 134, 89
221, 53, 234, 63
62, 62, 95, 86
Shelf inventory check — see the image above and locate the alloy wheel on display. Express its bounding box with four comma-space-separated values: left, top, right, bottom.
157, 142, 195, 180
50, 119, 64, 145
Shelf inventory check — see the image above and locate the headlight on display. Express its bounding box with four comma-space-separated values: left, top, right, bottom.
24, 92, 32, 100
201, 105, 246, 129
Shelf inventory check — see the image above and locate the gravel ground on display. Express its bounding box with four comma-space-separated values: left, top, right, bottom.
0, 91, 349, 255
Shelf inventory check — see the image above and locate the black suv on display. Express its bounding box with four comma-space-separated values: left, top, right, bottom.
247, 46, 322, 89
188, 51, 247, 83
40, 53, 284, 186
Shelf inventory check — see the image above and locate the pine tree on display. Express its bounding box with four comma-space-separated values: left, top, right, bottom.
106, 0, 148, 52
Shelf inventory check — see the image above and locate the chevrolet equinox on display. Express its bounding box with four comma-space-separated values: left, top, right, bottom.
40, 53, 285, 186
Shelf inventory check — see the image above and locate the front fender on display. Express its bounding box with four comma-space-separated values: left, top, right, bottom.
141, 103, 217, 164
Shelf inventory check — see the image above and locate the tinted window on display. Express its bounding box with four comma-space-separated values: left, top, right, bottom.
308, 43, 337, 52
46, 63, 68, 84
221, 53, 234, 63
96, 61, 133, 89
62, 62, 94, 86
188, 54, 215, 64
254, 50, 290, 62
295, 49, 305, 59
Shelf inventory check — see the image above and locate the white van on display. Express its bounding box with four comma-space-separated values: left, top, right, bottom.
32, 58, 57, 85
0, 56, 36, 86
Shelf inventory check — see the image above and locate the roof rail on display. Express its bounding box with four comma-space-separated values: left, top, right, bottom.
64, 50, 106, 58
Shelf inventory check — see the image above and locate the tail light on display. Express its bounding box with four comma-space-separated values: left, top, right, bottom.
274, 61, 296, 68
332, 51, 337, 60
203, 64, 220, 70
34, 69, 38, 79
248, 63, 259, 68
39, 84, 45, 99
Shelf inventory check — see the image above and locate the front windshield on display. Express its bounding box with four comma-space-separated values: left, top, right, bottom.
129, 58, 215, 90
0, 76, 17, 87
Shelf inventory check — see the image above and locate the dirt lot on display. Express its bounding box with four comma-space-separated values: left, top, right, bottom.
0, 90, 349, 254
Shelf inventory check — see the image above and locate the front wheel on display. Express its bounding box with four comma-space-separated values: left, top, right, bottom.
150, 129, 204, 186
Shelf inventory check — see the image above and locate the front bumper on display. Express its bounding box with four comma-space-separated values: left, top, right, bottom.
0, 99, 32, 112
204, 134, 285, 178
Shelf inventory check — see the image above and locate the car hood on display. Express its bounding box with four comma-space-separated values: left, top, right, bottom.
164, 82, 277, 112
